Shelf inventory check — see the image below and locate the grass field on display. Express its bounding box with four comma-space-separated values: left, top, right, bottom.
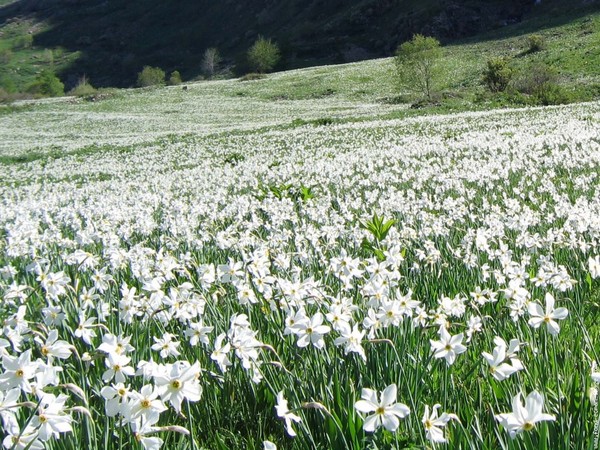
1, 18, 600, 450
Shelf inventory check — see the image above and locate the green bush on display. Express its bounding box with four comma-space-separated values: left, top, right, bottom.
0, 75, 17, 94
514, 62, 557, 95
136, 66, 165, 87
27, 70, 64, 97
14, 34, 33, 50
395, 34, 443, 101
0, 49, 12, 65
510, 63, 575, 106
247, 36, 280, 73
68, 76, 97, 97
168, 70, 182, 86
532, 82, 572, 106
527, 34, 546, 53
482, 57, 513, 93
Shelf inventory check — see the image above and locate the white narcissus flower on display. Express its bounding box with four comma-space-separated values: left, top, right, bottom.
333, 323, 367, 362
0, 387, 21, 432
589, 256, 600, 279
74, 314, 97, 345
482, 337, 523, 381
151, 333, 181, 358
31, 393, 73, 441
127, 384, 167, 422
591, 361, 600, 383
275, 391, 302, 437
97, 333, 135, 357
263, 440, 277, 450
185, 321, 214, 346
37, 330, 72, 362
495, 390, 555, 438
290, 312, 331, 349
527, 293, 568, 336
103, 353, 135, 383
422, 404, 459, 443
354, 384, 410, 432
131, 413, 163, 450
0, 349, 38, 393
211, 333, 232, 373
154, 361, 202, 413
100, 383, 130, 417
430, 326, 467, 365
2, 426, 44, 450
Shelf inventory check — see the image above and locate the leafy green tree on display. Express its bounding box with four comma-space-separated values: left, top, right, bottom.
136, 66, 165, 87
168, 70, 182, 85
395, 34, 443, 101
247, 36, 280, 73
482, 58, 513, 93
27, 70, 64, 97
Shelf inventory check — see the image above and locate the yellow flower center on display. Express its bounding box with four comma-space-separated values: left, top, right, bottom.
171, 380, 182, 389
523, 422, 534, 431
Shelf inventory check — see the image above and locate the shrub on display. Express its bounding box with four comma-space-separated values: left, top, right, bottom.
395, 34, 443, 101
512, 63, 572, 105
27, 70, 64, 97
168, 70, 182, 86
0, 49, 12, 64
136, 66, 165, 87
0, 75, 17, 94
14, 34, 33, 50
514, 62, 557, 95
247, 36, 280, 73
527, 34, 546, 53
202, 48, 221, 78
68, 76, 97, 97
482, 57, 513, 93
533, 82, 572, 106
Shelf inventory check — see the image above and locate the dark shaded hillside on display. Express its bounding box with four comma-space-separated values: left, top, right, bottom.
0, 0, 598, 87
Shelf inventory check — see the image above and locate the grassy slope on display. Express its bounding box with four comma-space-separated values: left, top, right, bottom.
1, 8, 600, 158
0, 0, 598, 90
225, 10, 600, 110
0, 12, 598, 169
0, 6, 599, 157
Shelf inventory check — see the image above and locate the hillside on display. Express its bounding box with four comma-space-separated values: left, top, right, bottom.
2, 22, 600, 448
0, 0, 598, 89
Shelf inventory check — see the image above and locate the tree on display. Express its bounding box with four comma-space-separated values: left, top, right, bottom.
168, 70, 182, 85
136, 66, 165, 87
27, 70, 64, 97
482, 58, 513, 93
395, 34, 443, 101
247, 36, 280, 73
202, 48, 221, 78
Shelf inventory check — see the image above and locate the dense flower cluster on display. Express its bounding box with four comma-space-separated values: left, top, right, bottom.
0, 87, 599, 448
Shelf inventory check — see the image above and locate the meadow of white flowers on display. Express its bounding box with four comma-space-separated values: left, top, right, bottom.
0, 83, 599, 449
